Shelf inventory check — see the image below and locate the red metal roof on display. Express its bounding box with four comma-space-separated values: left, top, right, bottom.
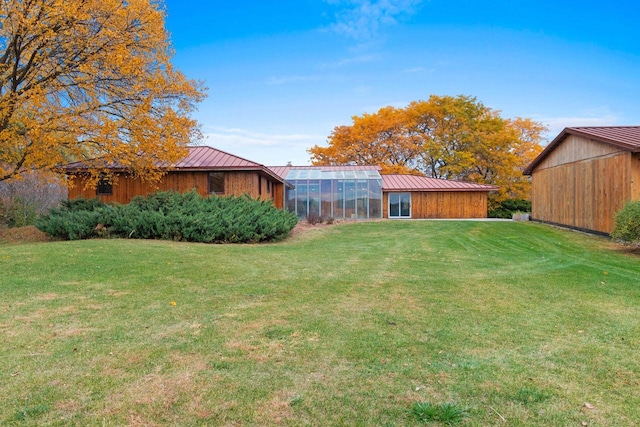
64, 146, 284, 182
268, 166, 497, 192
382, 174, 498, 192
175, 145, 265, 169
268, 165, 380, 179
524, 126, 640, 175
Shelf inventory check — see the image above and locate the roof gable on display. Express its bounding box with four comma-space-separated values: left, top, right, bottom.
524, 126, 640, 175
175, 146, 263, 169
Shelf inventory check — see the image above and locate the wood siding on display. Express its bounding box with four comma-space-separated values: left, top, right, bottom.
68, 171, 282, 206
383, 191, 488, 219
530, 134, 639, 234
632, 153, 640, 200
272, 182, 285, 210
537, 134, 621, 170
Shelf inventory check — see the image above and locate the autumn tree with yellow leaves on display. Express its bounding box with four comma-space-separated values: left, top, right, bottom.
0, 0, 205, 183
309, 95, 545, 206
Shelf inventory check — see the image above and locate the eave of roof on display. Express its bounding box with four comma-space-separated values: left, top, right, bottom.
524, 126, 640, 175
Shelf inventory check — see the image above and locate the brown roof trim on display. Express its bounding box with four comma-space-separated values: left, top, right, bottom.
524, 126, 640, 175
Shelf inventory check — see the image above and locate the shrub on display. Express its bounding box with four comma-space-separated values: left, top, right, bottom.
36, 191, 298, 243
306, 213, 323, 225
489, 199, 532, 219
611, 201, 640, 245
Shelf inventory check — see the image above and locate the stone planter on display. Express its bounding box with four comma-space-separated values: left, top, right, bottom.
512, 213, 530, 221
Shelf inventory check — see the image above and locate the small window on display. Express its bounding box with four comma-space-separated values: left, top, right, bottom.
97, 177, 113, 195
209, 172, 224, 194
267, 180, 272, 194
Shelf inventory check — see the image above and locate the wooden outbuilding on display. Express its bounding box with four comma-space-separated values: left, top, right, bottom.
381, 174, 498, 219
65, 146, 286, 209
524, 126, 640, 234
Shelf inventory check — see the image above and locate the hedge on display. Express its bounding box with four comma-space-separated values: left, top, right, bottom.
36, 191, 298, 243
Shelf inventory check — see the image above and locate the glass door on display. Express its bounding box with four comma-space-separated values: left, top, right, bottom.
389, 193, 411, 218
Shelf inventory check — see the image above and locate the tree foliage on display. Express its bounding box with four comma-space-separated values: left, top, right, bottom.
309, 95, 546, 204
0, 0, 205, 183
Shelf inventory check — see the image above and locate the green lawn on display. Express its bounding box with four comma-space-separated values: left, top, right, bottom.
1, 221, 639, 426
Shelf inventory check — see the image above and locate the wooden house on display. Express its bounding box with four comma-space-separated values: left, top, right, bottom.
66, 146, 498, 219
380, 174, 497, 219
65, 146, 286, 209
524, 126, 640, 234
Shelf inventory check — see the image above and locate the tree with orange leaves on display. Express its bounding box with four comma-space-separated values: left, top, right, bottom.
310, 95, 546, 206
309, 106, 423, 175
0, 0, 205, 183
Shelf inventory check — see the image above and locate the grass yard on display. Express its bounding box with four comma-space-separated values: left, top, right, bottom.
1, 221, 639, 426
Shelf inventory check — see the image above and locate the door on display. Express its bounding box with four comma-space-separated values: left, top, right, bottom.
389, 192, 411, 218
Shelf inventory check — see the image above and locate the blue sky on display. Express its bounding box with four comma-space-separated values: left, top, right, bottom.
163, 0, 640, 166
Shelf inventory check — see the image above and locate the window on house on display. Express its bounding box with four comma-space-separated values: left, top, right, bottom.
209, 172, 225, 194
97, 177, 113, 195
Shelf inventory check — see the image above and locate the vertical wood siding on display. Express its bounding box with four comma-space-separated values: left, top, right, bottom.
530, 136, 637, 234
382, 191, 488, 218
272, 183, 284, 210
537, 134, 621, 169
68, 171, 281, 206
632, 153, 640, 200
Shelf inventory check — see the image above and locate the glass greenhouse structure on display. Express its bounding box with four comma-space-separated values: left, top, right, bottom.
284, 169, 383, 219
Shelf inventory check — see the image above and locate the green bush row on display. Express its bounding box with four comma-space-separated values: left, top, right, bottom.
611, 200, 640, 245
35, 191, 298, 243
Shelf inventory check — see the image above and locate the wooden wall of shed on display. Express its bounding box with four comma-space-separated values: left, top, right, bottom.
382, 191, 488, 218
632, 153, 640, 200
530, 137, 637, 234
68, 171, 282, 206
272, 182, 284, 210
537, 134, 621, 170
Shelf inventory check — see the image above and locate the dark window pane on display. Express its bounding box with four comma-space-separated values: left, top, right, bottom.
389, 193, 400, 217
97, 178, 112, 195
209, 172, 225, 194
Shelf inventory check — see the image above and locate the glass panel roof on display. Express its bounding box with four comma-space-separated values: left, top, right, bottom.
285, 169, 381, 180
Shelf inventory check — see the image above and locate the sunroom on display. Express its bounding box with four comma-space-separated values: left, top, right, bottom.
284, 168, 383, 219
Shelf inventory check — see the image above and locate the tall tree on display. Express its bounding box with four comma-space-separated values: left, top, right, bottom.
0, 0, 205, 183
309, 106, 422, 175
309, 95, 546, 205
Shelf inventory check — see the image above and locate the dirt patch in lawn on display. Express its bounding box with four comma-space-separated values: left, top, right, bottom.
289, 220, 341, 236
0, 225, 51, 244
608, 241, 640, 257
289, 218, 384, 236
